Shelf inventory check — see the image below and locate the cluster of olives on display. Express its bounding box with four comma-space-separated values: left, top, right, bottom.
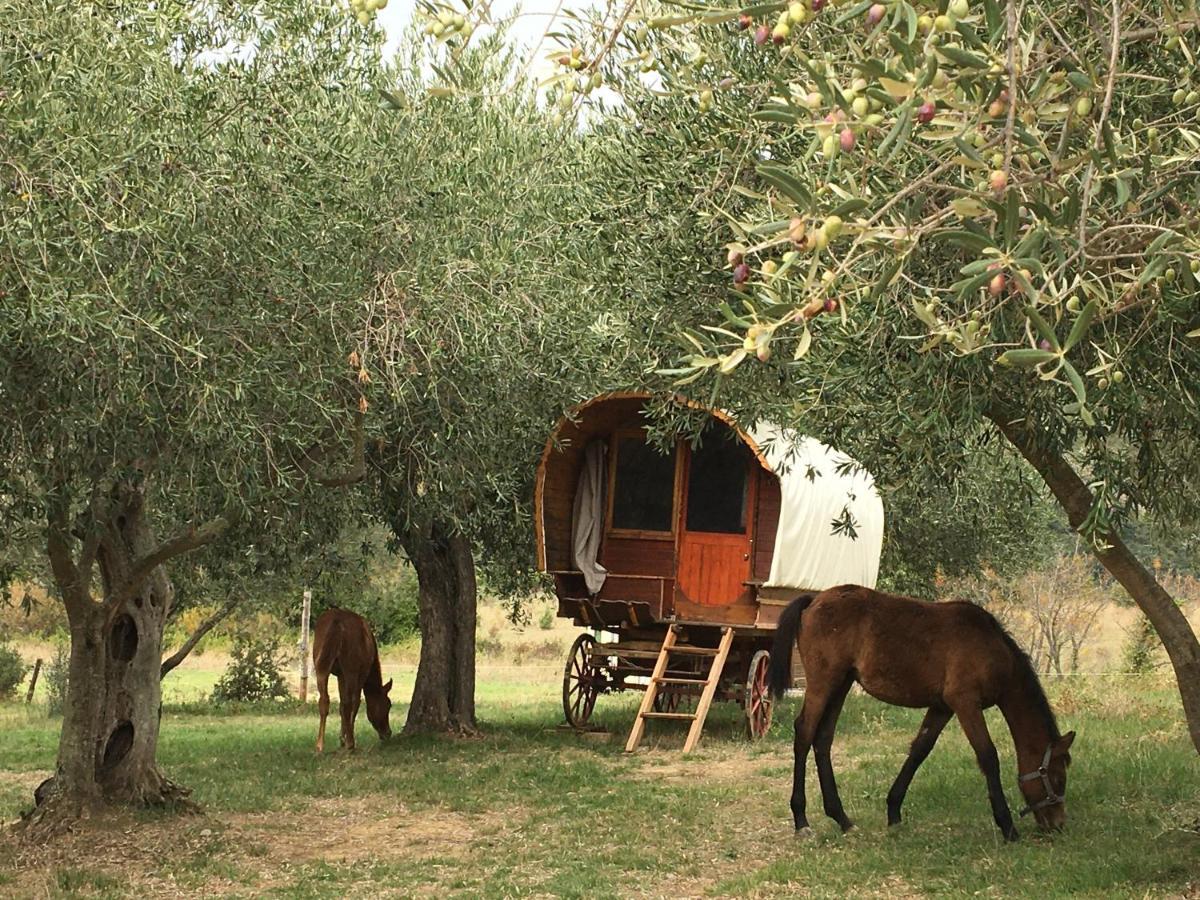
347, 0, 387, 26
421, 6, 473, 41
739, 0, 835, 47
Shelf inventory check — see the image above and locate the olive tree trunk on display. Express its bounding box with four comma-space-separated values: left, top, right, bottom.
989, 406, 1200, 754
399, 520, 477, 735
34, 481, 226, 822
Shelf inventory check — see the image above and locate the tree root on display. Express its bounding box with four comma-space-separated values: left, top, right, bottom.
10, 770, 196, 843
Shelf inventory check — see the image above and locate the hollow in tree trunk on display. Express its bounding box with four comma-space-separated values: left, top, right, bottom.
989, 406, 1200, 754
399, 520, 477, 735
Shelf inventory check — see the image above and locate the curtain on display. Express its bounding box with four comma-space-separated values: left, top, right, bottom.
571, 440, 608, 595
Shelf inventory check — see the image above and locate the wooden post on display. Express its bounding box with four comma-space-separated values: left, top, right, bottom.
299, 589, 312, 702
25, 658, 42, 705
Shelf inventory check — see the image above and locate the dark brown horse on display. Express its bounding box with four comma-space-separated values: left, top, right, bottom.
769, 585, 1075, 841
313, 608, 393, 752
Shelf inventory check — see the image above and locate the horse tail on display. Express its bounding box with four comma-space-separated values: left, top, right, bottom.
768, 593, 815, 700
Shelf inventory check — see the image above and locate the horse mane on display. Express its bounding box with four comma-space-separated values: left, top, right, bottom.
363, 635, 385, 691
994, 619, 1060, 740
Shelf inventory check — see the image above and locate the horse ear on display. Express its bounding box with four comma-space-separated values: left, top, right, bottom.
1055, 731, 1076, 755
383, 678, 393, 694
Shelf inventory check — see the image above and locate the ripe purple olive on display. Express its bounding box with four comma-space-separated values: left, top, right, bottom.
840, 127, 856, 151
754, 24, 770, 45
811, 0, 825, 11
917, 100, 936, 124
727, 248, 745, 267
738, 14, 753, 30
1038, 338, 1052, 351
989, 273, 1007, 296
866, 3, 886, 26
733, 262, 751, 284
824, 298, 838, 313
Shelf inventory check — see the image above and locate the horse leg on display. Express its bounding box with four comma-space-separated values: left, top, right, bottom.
338, 677, 356, 750
344, 684, 362, 751
789, 675, 839, 835
952, 702, 1019, 841
315, 671, 331, 753
812, 675, 855, 833
886, 706, 952, 826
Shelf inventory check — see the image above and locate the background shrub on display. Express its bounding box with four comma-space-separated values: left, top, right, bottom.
1123, 617, 1162, 674
0, 642, 26, 699
211, 636, 290, 703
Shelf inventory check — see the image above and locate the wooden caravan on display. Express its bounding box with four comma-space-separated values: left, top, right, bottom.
535, 392, 885, 752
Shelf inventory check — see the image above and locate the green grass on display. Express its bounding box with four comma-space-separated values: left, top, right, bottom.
1, 671, 1197, 898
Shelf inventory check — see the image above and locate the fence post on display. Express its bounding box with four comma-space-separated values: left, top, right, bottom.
299, 589, 312, 702
24, 657, 42, 710
25, 657, 42, 710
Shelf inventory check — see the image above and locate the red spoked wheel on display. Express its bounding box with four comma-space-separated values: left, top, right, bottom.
563, 633, 602, 728
745, 649, 773, 740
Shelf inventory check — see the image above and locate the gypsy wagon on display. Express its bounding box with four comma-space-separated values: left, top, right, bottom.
534, 392, 885, 753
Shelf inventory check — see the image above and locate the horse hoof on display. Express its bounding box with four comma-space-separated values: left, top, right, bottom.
1004, 828, 1020, 843
840, 822, 856, 835
795, 826, 816, 840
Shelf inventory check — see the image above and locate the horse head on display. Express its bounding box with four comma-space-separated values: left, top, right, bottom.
1018, 730, 1075, 831
366, 677, 393, 740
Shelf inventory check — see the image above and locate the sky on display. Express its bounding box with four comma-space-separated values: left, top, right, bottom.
374, 0, 595, 75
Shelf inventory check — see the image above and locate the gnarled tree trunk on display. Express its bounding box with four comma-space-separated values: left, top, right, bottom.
989, 406, 1200, 754
399, 520, 477, 735
34, 480, 224, 823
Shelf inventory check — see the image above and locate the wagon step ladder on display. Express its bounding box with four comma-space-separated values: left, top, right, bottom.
624, 625, 734, 755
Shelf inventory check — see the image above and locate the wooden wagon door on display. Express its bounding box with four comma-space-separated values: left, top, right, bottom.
675, 430, 756, 607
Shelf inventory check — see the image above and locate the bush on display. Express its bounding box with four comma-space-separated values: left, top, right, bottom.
0, 641, 27, 699
45, 639, 70, 716
211, 636, 290, 704
1123, 617, 1162, 674
537, 605, 555, 631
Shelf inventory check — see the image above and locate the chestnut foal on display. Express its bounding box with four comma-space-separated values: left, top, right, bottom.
769, 585, 1075, 841
313, 608, 393, 752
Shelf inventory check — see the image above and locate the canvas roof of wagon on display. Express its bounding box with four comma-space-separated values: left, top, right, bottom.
535, 391, 884, 593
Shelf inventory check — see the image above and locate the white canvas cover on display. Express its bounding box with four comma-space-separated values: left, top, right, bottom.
747, 423, 884, 591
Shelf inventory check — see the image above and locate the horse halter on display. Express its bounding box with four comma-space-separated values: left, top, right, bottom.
1017, 743, 1063, 817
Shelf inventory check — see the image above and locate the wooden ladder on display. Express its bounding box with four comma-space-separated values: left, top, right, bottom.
624, 625, 735, 754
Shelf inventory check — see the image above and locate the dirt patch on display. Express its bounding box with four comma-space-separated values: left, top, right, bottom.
0, 796, 529, 898
230, 794, 525, 865
632, 748, 784, 786
2, 808, 228, 899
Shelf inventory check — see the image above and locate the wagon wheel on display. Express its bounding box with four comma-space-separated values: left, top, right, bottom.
744, 649, 773, 740
563, 634, 602, 728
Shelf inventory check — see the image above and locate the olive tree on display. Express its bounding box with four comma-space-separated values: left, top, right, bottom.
1, 0, 385, 815
513, 0, 1200, 749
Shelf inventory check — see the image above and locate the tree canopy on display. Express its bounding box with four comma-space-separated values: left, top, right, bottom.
501, 0, 1200, 750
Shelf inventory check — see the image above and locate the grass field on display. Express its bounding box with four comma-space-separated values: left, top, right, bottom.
1, 660, 1197, 899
